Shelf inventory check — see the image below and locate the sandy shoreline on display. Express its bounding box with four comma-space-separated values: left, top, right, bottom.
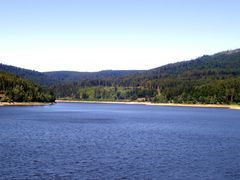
0, 102, 55, 106
1, 100, 239, 110
56, 100, 240, 110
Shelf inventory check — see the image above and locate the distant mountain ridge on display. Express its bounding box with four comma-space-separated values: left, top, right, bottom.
2, 48, 240, 85
0, 63, 144, 86
44, 70, 144, 82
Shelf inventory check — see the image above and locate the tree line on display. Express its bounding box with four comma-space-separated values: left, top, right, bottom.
53, 51, 240, 104
0, 71, 55, 102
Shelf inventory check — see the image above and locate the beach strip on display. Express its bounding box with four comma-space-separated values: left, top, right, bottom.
56, 100, 240, 110
0, 102, 55, 106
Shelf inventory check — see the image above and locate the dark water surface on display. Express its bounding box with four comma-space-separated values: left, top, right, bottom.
1, 103, 240, 180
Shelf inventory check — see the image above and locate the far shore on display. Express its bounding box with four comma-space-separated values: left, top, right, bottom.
56, 100, 240, 110
1, 100, 239, 110
0, 102, 55, 106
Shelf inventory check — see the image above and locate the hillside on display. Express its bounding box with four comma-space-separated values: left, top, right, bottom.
1, 49, 240, 104
0, 71, 55, 102
0, 63, 143, 86
44, 70, 144, 82
143, 49, 240, 81
52, 49, 240, 104
0, 64, 58, 87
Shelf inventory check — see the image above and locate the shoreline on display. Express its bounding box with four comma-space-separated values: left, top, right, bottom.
1, 100, 239, 110
0, 102, 55, 106
56, 100, 240, 110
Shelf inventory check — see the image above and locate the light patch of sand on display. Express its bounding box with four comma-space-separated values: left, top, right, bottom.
56, 100, 240, 110
0, 102, 54, 106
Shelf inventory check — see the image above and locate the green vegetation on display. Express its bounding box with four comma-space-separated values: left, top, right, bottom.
60, 86, 155, 101
44, 70, 144, 82
56, 78, 240, 105
0, 63, 58, 87
1, 49, 240, 105
53, 49, 240, 105
0, 71, 55, 103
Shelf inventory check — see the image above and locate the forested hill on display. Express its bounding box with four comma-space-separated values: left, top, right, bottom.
0, 64, 57, 87
1, 49, 240, 104
44, 70, 144, 82
0, 71, 55, 102
52, 49, 240, 104
0, 63, 143, 86
135, 49, 240, 81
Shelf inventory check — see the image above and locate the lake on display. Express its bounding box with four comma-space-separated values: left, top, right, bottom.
1, 102, 240, 179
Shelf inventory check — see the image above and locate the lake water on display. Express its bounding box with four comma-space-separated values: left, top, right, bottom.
1, 103, 240, 179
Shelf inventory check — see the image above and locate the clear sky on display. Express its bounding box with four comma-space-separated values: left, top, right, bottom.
0, 0, 240, 72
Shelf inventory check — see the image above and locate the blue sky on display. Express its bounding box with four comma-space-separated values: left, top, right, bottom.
0, 0, 240, 71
